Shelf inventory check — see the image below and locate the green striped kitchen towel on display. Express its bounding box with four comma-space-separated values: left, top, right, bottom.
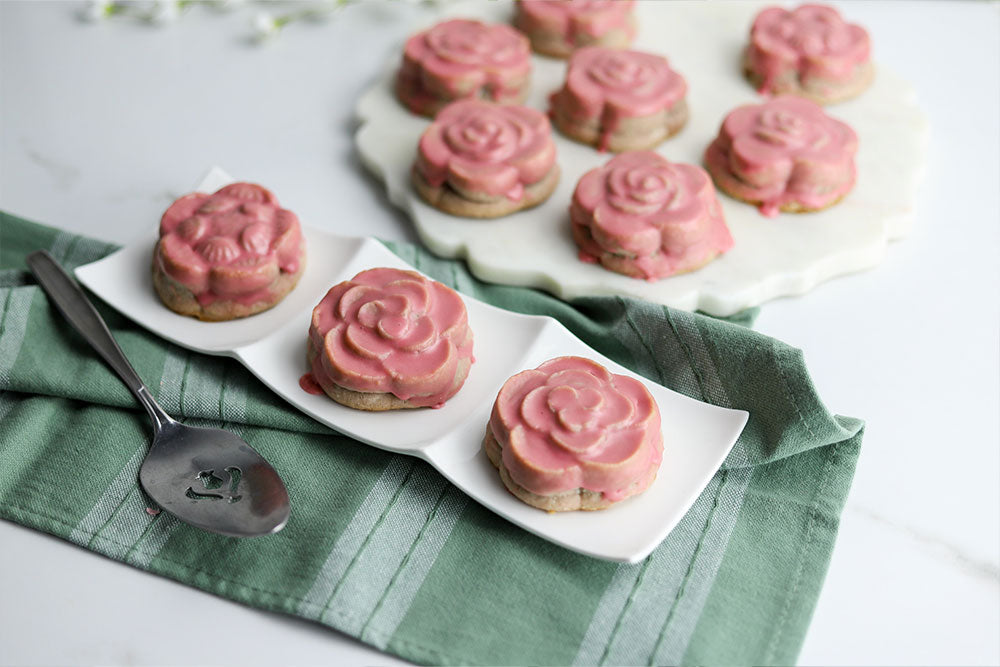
0, 210, 863, 666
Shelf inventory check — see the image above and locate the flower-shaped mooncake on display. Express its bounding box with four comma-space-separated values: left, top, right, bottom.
308, 268, 474, 410
153, 182, 305, 321
744, 4, 873, 105
551, 47, 688, 152
572, 151, 733, 280
485, 356, 663, 511
704, 96, 858, 216
412, 99, 560, 218
396, 18, 532, 117
514, 0, 636, 59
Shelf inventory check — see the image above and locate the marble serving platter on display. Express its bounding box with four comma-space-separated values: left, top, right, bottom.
355, 0, 927, 316
74, 168, 748, 563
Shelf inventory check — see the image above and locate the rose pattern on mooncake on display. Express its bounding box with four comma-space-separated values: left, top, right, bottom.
154, 182, 304, 319
704, 96, 858, 216
413, 99, 559, 216
571, 151, 733, 280
745, 4, 872, 104
515, 0, 636, 58
551, 47, 688, 151
308, 268, 473, 409
396, 19, 532, 117
487, 356, 662, 510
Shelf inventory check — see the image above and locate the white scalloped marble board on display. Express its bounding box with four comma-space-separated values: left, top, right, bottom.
356, 1, 927, 316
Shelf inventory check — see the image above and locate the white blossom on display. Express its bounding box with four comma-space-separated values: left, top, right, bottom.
252, 12, 281, 40
148, 0, 182, 24
79, 0, 115, 22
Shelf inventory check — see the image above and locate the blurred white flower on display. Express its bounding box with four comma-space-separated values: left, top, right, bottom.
79, 0, 116, 22
77, 0, 357, 41
252, 11, 281, 40
148, 0, 182, 24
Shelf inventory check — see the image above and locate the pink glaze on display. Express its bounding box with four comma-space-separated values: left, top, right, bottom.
397, 19, 531, 115
747, 4, 870, 95
156, 183, 303, 304
489, 356, 662, 501
308, 268, 473, 408
572, 151, 733, 280
415, 100, 557, 202
299, 373, 324, 396
552, 47, 687, 151
516, 1, 636, 47
704, 96, 857, 215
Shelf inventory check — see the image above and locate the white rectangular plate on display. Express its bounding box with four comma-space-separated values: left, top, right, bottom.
74, 170, 747, 562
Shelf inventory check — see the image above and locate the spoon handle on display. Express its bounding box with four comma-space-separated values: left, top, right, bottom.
26, 250, 174, 430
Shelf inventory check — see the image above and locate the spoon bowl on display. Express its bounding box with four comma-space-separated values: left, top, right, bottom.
27, 249, 290, 537
141, 420, 290, 536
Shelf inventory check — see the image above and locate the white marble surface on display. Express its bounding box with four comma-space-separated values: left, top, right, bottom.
0, 1, 997, 665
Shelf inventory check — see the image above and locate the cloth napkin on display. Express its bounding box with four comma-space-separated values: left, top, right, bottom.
0, 210, 863, 666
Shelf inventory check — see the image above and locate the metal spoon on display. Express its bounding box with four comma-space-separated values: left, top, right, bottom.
26, 250, 290, 537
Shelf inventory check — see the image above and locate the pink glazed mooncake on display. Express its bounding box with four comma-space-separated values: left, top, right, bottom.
572, 151, 733, 280
307, 268, 474, 411
744, 4, 873, 105
550, 47, 688, 152
514, 0, 637, 59
412, 99, 560, 218
704, 96, 858, 217
153, 182, 305, 321
396, 18, 532, 118
485, 356, 663, 511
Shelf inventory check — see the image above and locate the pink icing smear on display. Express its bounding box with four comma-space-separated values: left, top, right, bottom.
416, 99, 557, 201
704, 96, 858, 215
308, 268, 474, 408
490, 356, 662, 501
747, 4, 871, 94
397, 19, 531, 115
517, 0, 636, 44
298, 372, 324, 396
571, 151, 734, 280
554, 47, 687, 146
156, 182, 303, 303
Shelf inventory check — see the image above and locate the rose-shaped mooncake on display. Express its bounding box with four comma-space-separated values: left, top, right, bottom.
153, 182, 305, 321
572, 151, 733, 280
550, 47, 688, 152
307, 268, 473, 410
396, 18, 532, 117
744, 4, 873, 105
514, 0, 636, 59
412, 99, 560, 218
485, 356, 663, 511
704, 96, 858, 216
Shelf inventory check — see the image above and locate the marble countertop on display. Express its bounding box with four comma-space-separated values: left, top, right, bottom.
1, 1, 997, 664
